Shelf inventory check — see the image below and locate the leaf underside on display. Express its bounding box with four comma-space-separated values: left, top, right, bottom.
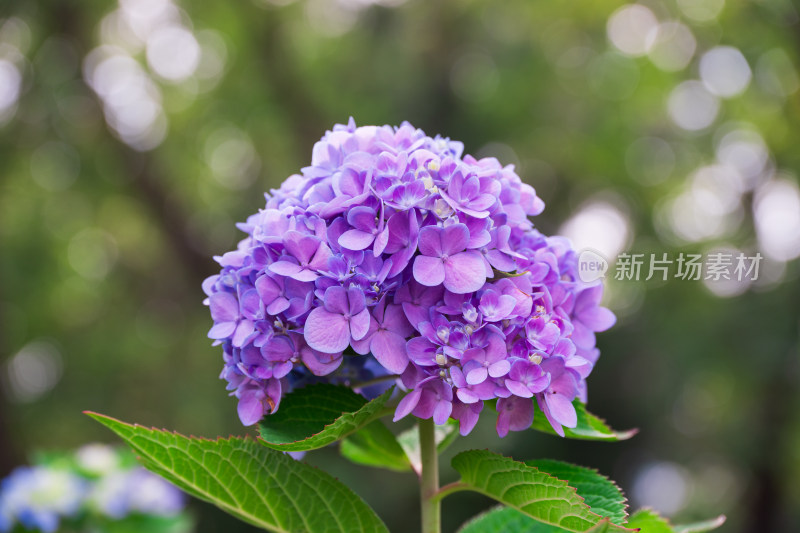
87, 412, 388, 533
339, 420, 410, 472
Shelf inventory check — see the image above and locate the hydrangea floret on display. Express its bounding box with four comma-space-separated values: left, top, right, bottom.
0, 444, 186, 533
203, 119, 616, 437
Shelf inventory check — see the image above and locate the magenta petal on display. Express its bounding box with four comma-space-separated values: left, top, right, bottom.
393, 389, 422, 421
338, 229, 375, 251
443, 251, 486, 293
370, 330, 409, 374
304, 307, 350, 353
413, 255, 446, 287
349, 308, 371, 341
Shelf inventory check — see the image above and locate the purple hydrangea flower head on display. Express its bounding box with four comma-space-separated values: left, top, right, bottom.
204, 119, 615, 437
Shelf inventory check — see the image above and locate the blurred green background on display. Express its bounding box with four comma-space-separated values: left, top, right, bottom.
1, 0, 799, 531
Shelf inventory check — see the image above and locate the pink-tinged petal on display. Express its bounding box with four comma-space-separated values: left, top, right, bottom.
393, 389, 422, 421
370, 330, 409, 374
433, 400, 452, 425
208, 321, 236, 340
209, 292, 239, 322
268, 261, 303, 277
301, 347, 343, 376
579, 306, 616, 332
443, 251, 486, 293
417, 226, 443, 256
488, 359, 511, 378
323, 286, 349, 314
546, 393, 578, 428
349, 308, 371, 341
304, 307, 350, 353
237, 393, 266, 426
413, 255, 446, 287
466, 367, 488, 386
440, 224, 470, 255
338, 229, 375, 251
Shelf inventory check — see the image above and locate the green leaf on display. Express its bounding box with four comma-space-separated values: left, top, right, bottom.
531, 400, 637, 441
625, 509, 726, 533
673, 516, 726, 533
625, 509, 673, 533
340, 420, 410, 472
87, 412, 389, 533
525, 460, 628, 524
449, 450, 634, 532
258, 384, 394, 452
458, 506, 565, 533
397, 420, 459, 476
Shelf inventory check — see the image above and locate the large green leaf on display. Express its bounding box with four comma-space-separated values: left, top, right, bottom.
397, 420, 459, 476
339, 420, 410, 472
87, 412, 389, 533
526, 460, 627, 524
258, 384, 394, 452
449, 450, 634, 532
531, 400, 637, 441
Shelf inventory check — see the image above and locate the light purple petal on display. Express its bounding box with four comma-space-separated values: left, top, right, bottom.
466, 367, 488, 386
443, 251, 486, 293
579, 306, 616, 332
323, 286, 349, 314
237, 392, 265, 426
350, 308, 371, 341
393, 389, 422, 421
209, 292, 238, 322
301, 347, 343, 376
208, 321, 236, 340
370, 330, 409, 374
417, 226, 443, 256
546, 393, 578, 428
304, 307, 350, 353
433, 399, 452, 425
268, 261, 303, 277
440, 224, 470, 255
339, 229, 375, 251
488, 359, 511, 378
413, 255, 446, 287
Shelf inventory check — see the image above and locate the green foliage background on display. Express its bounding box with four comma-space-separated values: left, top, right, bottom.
1, 0, 798, 531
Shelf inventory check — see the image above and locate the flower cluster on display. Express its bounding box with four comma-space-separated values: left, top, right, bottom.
0, 445, 187, 533
204, 119, 615, 437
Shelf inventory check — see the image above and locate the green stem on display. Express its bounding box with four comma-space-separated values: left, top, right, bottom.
419, 418, 441, 533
